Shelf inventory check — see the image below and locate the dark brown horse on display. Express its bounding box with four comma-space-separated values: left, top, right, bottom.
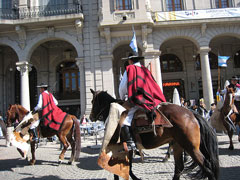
210, 87, 240, 150
90, 89, 219, 180
6, 104, 81, 165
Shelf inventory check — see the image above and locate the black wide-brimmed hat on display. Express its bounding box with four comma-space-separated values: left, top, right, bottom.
121, 55, 144, 61
36, 83, 48, 88
231, 76, 239, 81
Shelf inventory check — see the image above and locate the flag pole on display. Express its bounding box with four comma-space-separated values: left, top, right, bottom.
218, 66, 221, 90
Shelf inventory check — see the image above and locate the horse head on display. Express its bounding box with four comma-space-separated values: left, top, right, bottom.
6, 104, 29, 127
89, 89, 116, 122
226, 86, 235, 106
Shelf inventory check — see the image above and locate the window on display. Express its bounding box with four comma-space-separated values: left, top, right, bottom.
166, 0, 183, 11
57, 61, 80, 100
234, 50, 240, 68
160, 54, 183, 72
215, 0, 231, 8
115, 0, 132, 10
1, 0, 12, 8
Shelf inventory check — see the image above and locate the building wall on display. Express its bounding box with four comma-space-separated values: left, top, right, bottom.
1, 0, 240, 115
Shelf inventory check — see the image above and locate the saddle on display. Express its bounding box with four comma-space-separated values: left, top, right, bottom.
132, 105, 173, 134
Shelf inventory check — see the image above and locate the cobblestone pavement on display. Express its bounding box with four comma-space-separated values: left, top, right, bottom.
0, 133, 240, 180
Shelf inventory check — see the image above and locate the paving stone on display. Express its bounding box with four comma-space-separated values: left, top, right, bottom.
0, 134, 239, 179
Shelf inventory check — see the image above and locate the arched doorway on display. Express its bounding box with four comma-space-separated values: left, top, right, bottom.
160, 38, 198, 102
0, 45, 18, 113
29, 40, 80, 117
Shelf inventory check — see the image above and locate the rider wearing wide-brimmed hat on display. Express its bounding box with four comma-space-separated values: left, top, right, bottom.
119, 54, 166, 151
229, 76, 240, 114
29, 83, 58, 142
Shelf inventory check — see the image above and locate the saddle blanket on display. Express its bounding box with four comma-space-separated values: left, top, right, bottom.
98, 102, 130, 180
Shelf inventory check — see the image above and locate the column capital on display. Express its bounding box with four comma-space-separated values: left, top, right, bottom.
199, 46, 211, 54
75, 57, 84, 68
143, 50, 161, 57
16, 61, 32, 75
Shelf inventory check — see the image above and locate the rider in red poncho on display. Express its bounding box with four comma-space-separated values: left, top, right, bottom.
30, 83, 66, 142
119, 55, 166, 151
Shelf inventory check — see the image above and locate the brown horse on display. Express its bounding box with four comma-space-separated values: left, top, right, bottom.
6, 104, 81, 165
210, 87, 240, 150
90, 89, 219, 180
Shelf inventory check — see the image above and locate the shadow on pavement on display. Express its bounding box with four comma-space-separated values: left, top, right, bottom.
80, 147, 100, 155
21, 175, 62, 180
77, 155, 102, 171
0, 158, 60, 172
218, 147, 240, 156
21, 175, 107, 180
219, 166, 240, 179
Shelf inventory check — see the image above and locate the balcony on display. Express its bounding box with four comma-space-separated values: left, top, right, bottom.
0, 3, 82, 20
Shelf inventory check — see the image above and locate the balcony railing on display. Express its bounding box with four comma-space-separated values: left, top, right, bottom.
0, 3, 82, 20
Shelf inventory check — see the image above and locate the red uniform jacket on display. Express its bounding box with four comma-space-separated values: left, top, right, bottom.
126, 64, 166, 112
42, 92, 67, 131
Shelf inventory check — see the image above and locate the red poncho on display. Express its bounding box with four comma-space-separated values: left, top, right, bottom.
42, 92, 67, 131
126, 64, 166, 112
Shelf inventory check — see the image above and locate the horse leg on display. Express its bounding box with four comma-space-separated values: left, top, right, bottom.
227, 128, 234, 150
129, 150, 141, 180
113, 174, 119, 180
172, 143, 184, 180
58, 134, 69, 164
163, 141, 173, 162
67, 132, 75, 165
29, 141, 36, 165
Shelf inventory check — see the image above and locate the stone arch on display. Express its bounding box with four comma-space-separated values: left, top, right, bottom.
153, 27, 201, 50
23, 31, 83, 61
0, 37, 21, 60
111, 36, 144, 53
206, 25, 240, 46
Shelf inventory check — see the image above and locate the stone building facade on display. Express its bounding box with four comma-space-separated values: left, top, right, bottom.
0, 0, 240, 117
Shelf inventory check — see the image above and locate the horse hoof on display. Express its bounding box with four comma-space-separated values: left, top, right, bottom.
29, 159, 36, 165
162, 158, 169, 163
58, 159, 62, 164
228, 146, 234, 150
68, 161, 72, 165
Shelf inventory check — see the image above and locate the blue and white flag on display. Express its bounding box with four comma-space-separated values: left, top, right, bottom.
218, 56, 230, 67
129, 27, 138, 56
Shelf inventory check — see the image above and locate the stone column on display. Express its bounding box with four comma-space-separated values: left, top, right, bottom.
76, 57, 86, 116
16, 61, 31, 111
143, 50, 163, 91
199, 47, 214, 110
100, 55, 115, 96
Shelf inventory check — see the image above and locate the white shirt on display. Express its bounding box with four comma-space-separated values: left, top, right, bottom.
34, 90, 58, 111
119, 62, 141, 100
221, 86, 240, 101
235, 86, 240, 101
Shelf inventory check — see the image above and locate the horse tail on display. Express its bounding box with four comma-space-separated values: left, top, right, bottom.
191, 112, 219, 180
72, 116, 81, 160
0, 120, 7, 138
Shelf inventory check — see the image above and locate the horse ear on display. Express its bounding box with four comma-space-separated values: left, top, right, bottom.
90, 88, 95, 94
8, 104, 12, 109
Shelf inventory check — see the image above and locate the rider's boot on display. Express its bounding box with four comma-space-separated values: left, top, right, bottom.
121, 125, 137, 152
29, 128, 39, 143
